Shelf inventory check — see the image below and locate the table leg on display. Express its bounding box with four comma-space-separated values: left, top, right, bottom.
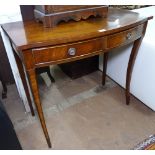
126, 37, 143, 105
13, 51, 35, 116
0, 76, 7, 99
47, 67, 55, 83
102, 52, 109, 86
27, 69, 51, 148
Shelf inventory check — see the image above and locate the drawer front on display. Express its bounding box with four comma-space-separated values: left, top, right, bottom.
107, 24, 144, 49
33, 38, 106, 65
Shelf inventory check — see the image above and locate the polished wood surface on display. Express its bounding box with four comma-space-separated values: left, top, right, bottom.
32, 37, 106, 66
2, 8, 152, 148
27, 68, 51, 147
35, 5, 102, 14
126, 37, 143, 105
107, 24, 144, 49
34, 5, 108, 28
126, 21, 148, 105
2, 8, 152, 51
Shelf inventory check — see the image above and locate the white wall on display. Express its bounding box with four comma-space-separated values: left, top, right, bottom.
0, 5, 22, 23
0, 5, 31, 112
99, 6, 155, 111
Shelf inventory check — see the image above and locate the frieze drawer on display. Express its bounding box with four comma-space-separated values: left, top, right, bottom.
107, 24, 144, 49
32, 37, 107, 65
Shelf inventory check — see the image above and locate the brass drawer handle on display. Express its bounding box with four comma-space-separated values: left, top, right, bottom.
68, 48, 76, 56
126, 32, 132, 40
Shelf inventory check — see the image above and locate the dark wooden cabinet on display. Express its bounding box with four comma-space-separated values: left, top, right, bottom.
59, 56, 99, 79
34, 5, 108, 28
0, 33, 14, 84
20, 5, 35, 21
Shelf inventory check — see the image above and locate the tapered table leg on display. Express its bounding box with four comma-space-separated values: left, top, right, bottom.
0, 58, 7, 99
2, 82, 7, 99
27, 69, 51, 148
102, 52, 109, 86
47, 67, 55, 83
0, 77, 7, 99
13, 51, 35, 116
126, 37, 143, 105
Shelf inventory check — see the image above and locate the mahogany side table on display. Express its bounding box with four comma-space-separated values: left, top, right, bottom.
2, 8, 152, 148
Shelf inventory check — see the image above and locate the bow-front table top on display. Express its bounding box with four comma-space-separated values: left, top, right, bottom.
2, 8, 152, 51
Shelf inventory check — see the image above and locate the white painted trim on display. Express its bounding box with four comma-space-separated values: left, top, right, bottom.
0, 27, 30, 112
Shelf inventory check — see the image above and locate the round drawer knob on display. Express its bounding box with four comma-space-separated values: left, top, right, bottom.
126, 32, 132, 40
68, 48, 76, 56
